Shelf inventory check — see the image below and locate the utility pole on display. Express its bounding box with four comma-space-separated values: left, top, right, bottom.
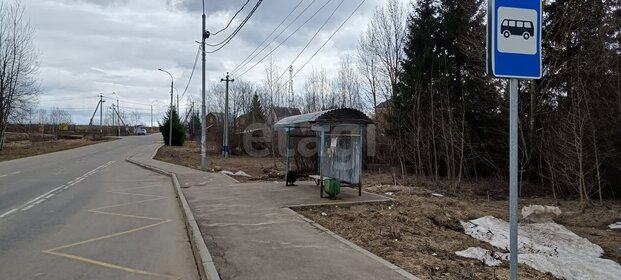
116, 94, 120, 136
200, 0, 210, 170
289, 65, 294, 106
158, 68, 174, 146
111, 104, 115, 135
99, 94, 104, 134
221, 72, 234, 158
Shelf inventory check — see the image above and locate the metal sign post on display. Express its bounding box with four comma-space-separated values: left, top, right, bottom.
488, 1, 542, 279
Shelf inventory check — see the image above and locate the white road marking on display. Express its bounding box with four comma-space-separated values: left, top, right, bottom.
0, 171, 22, 179
19, 161, 115, 212
0, 208, 18, 218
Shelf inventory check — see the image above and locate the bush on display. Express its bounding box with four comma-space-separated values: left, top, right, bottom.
159, 108, 186, 146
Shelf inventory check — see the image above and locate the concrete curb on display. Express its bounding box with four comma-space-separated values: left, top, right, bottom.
172, 173, 221, 280
285, 208, 421, 280
126, 158, 220, 280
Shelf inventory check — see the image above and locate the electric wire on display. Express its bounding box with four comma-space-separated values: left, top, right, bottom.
275, 0, 344, 83
234, 0, 332, 79
211, 0, 251, 36
229, 0, 307, 74
205, 0, 263, 52
180, 45, 201, 102
293, 0, 367, 78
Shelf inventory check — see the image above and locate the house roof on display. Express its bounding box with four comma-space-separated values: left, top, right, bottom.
273, 108, 373, 128
272, 107, 301, 120
375, 99, 392, 109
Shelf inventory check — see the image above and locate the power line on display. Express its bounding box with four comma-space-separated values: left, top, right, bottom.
205, 0, 263, 53
293, 0, 367, 78
234, 0, 332, 79
211, 0, 251, 36
229, 0, 307, 74
277, 0, 345, 83
180, 45, 201, 102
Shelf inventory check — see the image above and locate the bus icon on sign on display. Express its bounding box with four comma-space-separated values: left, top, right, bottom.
497, 7, 538, 55
501, 19, 534, 40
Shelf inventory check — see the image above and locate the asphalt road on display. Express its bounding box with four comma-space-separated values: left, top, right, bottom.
0, 135, 199, 280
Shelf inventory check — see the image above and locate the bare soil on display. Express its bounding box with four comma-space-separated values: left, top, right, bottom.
155, 141, 286, 182
154, 142, 621, 279
0, 138, 107, 161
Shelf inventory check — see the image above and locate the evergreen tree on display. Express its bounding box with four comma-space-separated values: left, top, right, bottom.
249, 94, 265, 123
159, 108, 186, 146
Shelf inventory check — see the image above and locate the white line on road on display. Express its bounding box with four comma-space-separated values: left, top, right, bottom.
17, 161, 116, 214
0, 208, 17, 218
0, 171, 22, 179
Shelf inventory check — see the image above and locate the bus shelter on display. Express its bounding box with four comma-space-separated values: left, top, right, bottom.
273, 108, 373, 197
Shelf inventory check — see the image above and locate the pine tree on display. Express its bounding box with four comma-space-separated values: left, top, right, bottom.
249, 94, 265, 123
159, 108, 186, 146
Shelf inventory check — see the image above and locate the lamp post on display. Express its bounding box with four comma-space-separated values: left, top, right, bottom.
158, 68, 174, 146
112, 92, 120, 136
151, 100, 157, 133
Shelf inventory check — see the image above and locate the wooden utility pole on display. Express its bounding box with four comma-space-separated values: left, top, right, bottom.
221, 72, 234, 158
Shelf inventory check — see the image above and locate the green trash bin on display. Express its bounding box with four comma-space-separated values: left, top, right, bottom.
324, 179, 340, 197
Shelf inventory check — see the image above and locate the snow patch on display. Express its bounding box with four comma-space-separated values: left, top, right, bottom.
461, 216, 621, 280
431, 193, 444, 197
220, 170, 252, 177
609, 222, 621, 230
455, 247, 504, 266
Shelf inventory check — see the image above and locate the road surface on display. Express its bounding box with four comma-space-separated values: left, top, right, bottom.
0, 135, 198, 280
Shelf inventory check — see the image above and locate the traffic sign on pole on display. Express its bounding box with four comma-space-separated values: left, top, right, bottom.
488, 0, 542, 79
487, 1, 542, 279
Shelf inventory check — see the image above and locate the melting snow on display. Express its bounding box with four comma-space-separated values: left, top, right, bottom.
459, 216, 621, 280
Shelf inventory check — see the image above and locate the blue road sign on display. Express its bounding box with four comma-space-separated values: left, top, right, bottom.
488, 0, 542, 79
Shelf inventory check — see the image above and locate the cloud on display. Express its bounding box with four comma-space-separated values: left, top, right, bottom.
22, 0, 402, 124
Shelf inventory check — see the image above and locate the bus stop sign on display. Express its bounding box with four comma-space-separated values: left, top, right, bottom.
488, 0, 542, 79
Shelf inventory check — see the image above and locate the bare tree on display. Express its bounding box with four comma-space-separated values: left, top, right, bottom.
48, 107, 72, 136
335, 54, 363, 110
364, 0, 407, 98
0, 0, 39, 149
129, 110, 142, 126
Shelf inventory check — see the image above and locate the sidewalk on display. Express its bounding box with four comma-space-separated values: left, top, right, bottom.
129, 144, 418, 280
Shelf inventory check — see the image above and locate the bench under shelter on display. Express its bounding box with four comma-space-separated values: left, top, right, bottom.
273, 108, 373, 198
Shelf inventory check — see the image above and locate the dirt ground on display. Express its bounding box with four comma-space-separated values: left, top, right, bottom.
0, 138, 107, 161
155, 142, 621, 280
155, 141, 286, 182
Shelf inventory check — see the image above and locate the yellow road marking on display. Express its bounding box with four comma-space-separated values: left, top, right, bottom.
43, 250, 179, 280
43, 183, 182, 279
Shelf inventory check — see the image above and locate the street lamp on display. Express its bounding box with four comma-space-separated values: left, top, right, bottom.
158, 68, 174, 146
151, 100, 158, 133
112, 92, 120, 136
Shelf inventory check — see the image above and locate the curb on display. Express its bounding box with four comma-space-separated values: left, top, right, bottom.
285, 208, 421, 280
126, 158, 220, 280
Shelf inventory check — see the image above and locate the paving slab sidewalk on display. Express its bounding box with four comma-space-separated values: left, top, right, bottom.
129, 144, 418, 280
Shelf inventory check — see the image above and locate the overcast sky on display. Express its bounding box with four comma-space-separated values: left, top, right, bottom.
23, 0, 409, 125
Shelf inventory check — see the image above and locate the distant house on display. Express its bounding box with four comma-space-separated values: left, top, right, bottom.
268, 107, 302, 125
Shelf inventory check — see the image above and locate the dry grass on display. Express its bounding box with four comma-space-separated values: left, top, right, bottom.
0, 139, 107, 162
154, 141, 286, 182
